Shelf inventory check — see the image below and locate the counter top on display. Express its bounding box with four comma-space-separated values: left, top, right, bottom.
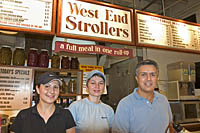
181, 122, 200, 132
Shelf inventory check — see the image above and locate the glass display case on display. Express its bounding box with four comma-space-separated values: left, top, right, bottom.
33, 67, 83, 108
157, 80, 197, 100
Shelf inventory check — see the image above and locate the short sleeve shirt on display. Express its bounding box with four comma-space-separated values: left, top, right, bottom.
69, 98, 114, 133
10, 104, 76, 133
112, 88, 173, 133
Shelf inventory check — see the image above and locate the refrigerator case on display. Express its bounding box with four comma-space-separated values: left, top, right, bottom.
167, 61, 195, 82
157, 81, 197, 100
195, 62, 200, 89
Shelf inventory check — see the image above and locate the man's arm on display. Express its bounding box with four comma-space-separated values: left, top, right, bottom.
66, 127, 75, 133
165, 122, 175, 133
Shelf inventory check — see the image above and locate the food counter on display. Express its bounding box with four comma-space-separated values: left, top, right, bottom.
181, 123, 200, 132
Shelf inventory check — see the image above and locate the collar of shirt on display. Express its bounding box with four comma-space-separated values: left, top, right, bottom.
31, 104, 61, 115
133, 88, 159, 104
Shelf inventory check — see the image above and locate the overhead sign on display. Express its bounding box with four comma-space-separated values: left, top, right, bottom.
54, 41, 133, 58
136, 10, 200, 53
57, 0, 134, 45
0, 0, 56, 34
0, 66, 33, 110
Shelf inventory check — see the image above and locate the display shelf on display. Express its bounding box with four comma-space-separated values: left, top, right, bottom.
31, 67, 83, 107
33, 67, 83, 95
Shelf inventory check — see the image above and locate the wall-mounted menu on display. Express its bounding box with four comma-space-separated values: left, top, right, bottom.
0, 66, 33, 110
136, 11, 200, 51
0, 0, 54, 32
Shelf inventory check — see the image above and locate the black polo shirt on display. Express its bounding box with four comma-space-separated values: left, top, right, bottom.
10, 104, 76, 133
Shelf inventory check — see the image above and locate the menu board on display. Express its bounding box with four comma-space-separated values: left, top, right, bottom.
0, 0, 54, 33
0, 66, 33, 110
136, 11, 200, 51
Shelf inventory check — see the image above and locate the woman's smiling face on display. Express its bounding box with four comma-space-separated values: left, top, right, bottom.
37, 80, 60, 104
86, 75, 105, 98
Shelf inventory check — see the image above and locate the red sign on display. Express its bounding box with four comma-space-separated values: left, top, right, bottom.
54, 41, 133, 58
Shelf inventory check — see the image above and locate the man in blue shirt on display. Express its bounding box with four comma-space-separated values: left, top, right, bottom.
112, 59, 174, 133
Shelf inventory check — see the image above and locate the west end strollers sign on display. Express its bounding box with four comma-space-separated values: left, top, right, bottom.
57, 0, 134, 45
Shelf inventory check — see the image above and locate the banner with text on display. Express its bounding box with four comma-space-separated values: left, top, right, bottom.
54, 41, 133, 58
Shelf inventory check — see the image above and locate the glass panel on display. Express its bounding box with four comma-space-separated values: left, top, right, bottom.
184, 104, 197, 119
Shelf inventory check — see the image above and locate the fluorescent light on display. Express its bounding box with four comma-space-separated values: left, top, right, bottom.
0, 30, 18, 35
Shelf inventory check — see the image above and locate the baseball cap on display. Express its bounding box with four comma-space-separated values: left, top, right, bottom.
37, 72, 62, 86
86, 70, 106, 85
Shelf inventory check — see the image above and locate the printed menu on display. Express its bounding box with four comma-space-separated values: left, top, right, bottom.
137, 12, 200, 51
0, 66, 33, 110
0, 0, 53, 31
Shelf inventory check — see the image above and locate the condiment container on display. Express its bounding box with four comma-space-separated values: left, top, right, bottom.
51, 54, 60, 68
13, 47, 25, 66
68, 79, 77, 94
71, 57, 77, 69
61, 56, 70, 69
27, 48, 38, 67
38, 49, 49, 68
0, 46, 12, 65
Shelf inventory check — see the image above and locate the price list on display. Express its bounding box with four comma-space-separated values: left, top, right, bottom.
0, 0, 53, 31
171, 21, 197, 50
0, 67, 33, 110
137, 12, 200, 51
137, 13, 171, 46
196, 27, 200, 50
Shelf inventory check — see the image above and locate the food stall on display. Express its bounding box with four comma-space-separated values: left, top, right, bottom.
1, 0, 200, 132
